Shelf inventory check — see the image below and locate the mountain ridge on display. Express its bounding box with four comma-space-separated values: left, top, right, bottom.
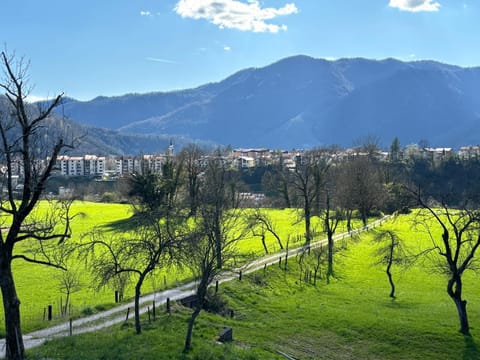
53, 55, 480, 149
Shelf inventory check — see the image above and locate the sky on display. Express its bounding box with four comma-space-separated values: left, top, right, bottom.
1, 0, 477, 101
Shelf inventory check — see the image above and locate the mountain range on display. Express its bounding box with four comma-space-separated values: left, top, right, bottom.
56, 55, 480, 151
14, 55, 480, 153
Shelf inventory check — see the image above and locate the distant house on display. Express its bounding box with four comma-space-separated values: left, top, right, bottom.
232, 148, 271, 166
424, 147, 453, 162
458, 146, 480, 160
237, 156, 255, 168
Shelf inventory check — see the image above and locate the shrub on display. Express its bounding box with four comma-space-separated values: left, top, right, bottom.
203, 289, 229, 316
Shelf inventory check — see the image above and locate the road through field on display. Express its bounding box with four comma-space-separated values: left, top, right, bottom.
0, 215, 391, 358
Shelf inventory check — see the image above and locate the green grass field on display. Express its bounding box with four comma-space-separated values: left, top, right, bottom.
27, 211, 480, 359
5, 202, 352, 333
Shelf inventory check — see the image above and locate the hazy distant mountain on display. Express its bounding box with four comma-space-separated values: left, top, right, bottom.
57, 55, 480, 149
0, 96, 212, 156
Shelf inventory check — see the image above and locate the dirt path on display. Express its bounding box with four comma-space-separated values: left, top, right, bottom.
0, 216, 391, 358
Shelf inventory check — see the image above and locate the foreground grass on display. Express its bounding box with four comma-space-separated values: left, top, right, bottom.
8, 202, 358, 333
27, 212, 480, 359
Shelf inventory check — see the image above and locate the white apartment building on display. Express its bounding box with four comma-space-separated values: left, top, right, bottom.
84, 155, 106, 176
56, 155, 105, 177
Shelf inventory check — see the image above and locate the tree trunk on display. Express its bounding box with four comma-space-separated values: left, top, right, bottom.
0, 262, 25, 360
184, 306, 201, 352
214, 215, 223, 269
189, 178, 198, 216
387, 240, 395, 298
184, 276, 208, 352
273, 233, 284, 250
327, 231, 334, 281
448, 276, 469, 334
64, 292, 71, 317
361, 210, 367, 227
305, 205, 311, 248
260, 235, 268, 254
346, 210, 352, 232
386, 263, 395, 298
134, 275, 146, 334
453, 298, 469, 335
281, 181, 290, 208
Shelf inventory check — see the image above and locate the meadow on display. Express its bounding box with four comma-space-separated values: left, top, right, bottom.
27, 210, 480, 359
4, 201, 355, 334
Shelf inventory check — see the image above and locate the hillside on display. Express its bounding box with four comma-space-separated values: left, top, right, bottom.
57, 56, 480, 149
0, 96, 211, 156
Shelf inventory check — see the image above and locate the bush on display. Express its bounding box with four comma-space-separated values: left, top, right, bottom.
81, 307, 95, 316
203, 289, 229, 315
100, 192, 118, 203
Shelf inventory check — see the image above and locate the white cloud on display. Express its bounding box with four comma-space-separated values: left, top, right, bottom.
146, 57, 176, 64
140, 10, 152, 16
223, 46, 231, 51
389, 0, 441, 12
174, 0, 298, 33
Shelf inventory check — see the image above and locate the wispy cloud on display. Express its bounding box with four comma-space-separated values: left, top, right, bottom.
223, 46, 231, 51
140, 10, 152, 16
146, 57, 176, 64
389, 0, 441, 12
174, 0, 298, 33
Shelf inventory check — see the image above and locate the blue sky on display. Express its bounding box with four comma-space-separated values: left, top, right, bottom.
1, 0, 476, 100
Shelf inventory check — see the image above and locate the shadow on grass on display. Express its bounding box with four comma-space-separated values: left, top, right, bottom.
463, 334, 479, 360
101, 214, 145, 232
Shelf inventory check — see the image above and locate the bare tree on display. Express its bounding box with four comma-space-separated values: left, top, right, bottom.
198, 151, 241, 268
261, 156, 292, 208
182, 151, 250, 351
353, 134, 381, 159
83, 218, 182, 334
56, 267, 82, 316
183, 210, 244, 352
323, 189, 342, 282
178, 143, 204, 216
83, 158, 185, 334
290, 149, 330, 248
0, 50, 74, 360
372, 229, 408, 298
413, 196, 480, 335
312, 245, 326, 286
246, 208, 284, 254
110, 272, 130, 303
340, 156, 384, 226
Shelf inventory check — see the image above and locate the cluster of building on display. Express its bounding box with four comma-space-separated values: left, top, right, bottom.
55, 154, 169, 178
54, 144, 176, 178
4, 144, 480, 180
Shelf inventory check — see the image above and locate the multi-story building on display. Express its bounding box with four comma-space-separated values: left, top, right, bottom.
56, 155, 105, 177
84, 155, 106, 177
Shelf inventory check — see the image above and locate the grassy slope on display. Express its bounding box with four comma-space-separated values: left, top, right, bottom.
5, 203, 338, 333
27, 212, 480, 359
5, 203, 127, 332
